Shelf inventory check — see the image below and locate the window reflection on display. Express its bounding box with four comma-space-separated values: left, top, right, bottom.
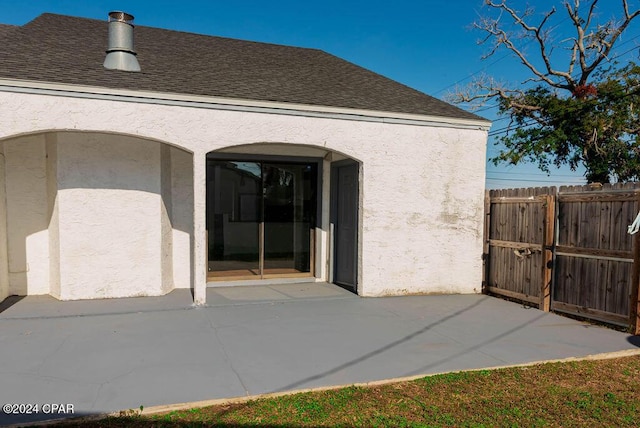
206, 160, 317, 279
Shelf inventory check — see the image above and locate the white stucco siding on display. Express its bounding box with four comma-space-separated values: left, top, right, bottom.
0, 91, 487, 299
359, 127, 486, 296
3, 135, 50, 296
170, 147, 193, 289
46, 134, 61, 298
55, 133, 167, 299
160, 145, 174, 294
0, 143, 9, 301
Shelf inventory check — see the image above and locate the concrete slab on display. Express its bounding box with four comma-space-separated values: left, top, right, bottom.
1, 283, 638, 425
0, 290, 195, 319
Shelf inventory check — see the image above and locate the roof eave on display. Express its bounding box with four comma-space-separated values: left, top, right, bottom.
0, 78, 492, 131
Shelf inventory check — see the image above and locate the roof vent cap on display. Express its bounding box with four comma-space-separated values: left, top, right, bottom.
103, 11, 141, 72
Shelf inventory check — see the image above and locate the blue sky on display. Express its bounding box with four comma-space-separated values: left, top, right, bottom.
2, 0, 639, 188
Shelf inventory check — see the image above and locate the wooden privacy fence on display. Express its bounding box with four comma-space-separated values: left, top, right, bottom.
484, 183, 640, 334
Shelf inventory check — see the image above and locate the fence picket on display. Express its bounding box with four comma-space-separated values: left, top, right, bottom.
486, 184, 640, 331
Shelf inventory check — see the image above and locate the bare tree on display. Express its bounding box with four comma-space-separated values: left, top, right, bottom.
449, 1, 640, 183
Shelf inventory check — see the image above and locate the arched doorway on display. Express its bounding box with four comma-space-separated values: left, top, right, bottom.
206, 143, 360, 290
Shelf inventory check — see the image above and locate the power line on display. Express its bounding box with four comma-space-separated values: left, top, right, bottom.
486, 42, 640, 138
486, 170, 583, 177
486, 177, 585, 183
439, 5, 640, 121
433, 53, 513, 96
433, 8, 591, 97
489, 120, 533, 137
475, 104, 499, 113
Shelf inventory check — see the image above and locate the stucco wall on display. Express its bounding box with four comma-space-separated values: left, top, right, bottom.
54, 133, 166, 299
160, 145, 174, 294
3, 135, 50, 296
0, 129, 194, 300
46, 134, 61, 299
0, 143, 9, 302
0, 91, 487, 300
359, 127, 486, 296
169, 147, 194, 289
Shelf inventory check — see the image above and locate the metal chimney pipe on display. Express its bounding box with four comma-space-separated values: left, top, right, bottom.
103, 11, 141, 72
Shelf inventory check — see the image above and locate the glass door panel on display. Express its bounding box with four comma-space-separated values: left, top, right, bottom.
207, 161, 262, 278
207, 159, 317, 280
263, 163, 317, 276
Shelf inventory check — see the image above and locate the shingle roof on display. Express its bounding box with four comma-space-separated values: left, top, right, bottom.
0, 24, 17, 36
0, 13, 485, 121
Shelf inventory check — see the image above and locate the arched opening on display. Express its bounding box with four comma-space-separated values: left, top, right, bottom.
0, 131, 193, 301
206, 143, 361, 292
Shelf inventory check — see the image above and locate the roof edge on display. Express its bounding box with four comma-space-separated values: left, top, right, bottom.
0, 78, 492, 131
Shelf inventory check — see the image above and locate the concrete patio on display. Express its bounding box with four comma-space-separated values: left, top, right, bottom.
1, 282, 639, 425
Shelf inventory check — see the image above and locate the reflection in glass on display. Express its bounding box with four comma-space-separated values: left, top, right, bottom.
207, 160, 317, 279
207, 161, 261, 277
263, 163, 316, 274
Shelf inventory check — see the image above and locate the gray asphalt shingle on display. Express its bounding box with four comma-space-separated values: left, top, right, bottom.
0, 13, 483, 121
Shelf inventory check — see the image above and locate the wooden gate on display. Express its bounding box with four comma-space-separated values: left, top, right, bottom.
484, 184, 640, 334
552, 186, 640, 327
484, 188, 555, 311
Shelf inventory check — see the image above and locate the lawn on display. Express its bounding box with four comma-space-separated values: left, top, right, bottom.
54, 354, 640, 427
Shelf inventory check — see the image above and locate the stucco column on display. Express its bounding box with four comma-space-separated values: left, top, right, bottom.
192, 151, 207, 305
0, 147, 9, 302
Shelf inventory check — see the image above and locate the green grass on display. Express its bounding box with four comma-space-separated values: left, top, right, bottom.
52, 355, 640, 427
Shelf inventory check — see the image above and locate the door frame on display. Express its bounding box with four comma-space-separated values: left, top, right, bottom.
330, 159, 360, 292
206, 153, 323, 282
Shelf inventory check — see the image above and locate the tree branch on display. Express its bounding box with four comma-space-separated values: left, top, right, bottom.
458, 1, 640, 183
481, 1, 575, 89
446, 75, 545, 116
579, 0, 640, 83
565, 0, 588, 86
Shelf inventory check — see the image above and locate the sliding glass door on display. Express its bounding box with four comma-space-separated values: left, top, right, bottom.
207, 159, 317, 280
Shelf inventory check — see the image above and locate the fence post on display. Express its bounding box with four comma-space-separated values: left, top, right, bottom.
631, 227, 640, 335
540, 194, 555, 312
482, 190, 490, 294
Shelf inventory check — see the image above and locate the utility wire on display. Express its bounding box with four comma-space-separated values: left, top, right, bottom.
434, 11, 575, 96
474, 39, 640, 130
433, 53, 514, 96
486, 170, 583, 177
486, 177, 585, 183
439, 7, 640, 185
486, 42, 640, 138
440, 7, 640, 118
